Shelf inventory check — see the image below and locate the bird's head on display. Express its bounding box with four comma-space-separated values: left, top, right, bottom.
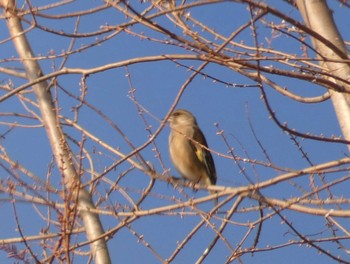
168, 109, 198, 127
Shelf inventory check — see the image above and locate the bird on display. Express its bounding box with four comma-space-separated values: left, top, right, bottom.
168, 109, 217, 204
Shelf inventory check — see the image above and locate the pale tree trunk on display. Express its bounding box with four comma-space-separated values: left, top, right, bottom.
296, 0, 350, 150
0, 1, 111, 263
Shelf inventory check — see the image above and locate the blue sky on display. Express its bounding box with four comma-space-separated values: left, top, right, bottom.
0, 1, 350, 263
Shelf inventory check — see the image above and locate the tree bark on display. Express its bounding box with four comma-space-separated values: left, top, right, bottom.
0, 1, 111, 263
296, 0, 350, 148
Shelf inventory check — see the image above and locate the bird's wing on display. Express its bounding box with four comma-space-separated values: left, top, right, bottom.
191, 127, 217, 185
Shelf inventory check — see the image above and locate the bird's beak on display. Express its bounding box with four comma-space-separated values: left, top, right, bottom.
166, 114, 173, 123
161, 117, 170, 126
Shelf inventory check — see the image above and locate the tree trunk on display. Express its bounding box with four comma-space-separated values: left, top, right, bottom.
0, 1, 111, 263
296, 0, 350, 149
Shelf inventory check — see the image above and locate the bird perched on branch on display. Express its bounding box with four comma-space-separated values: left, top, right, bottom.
168, 109, 217, 204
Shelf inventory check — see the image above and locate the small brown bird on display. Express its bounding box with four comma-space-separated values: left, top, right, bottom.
168, 109, 217, 203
